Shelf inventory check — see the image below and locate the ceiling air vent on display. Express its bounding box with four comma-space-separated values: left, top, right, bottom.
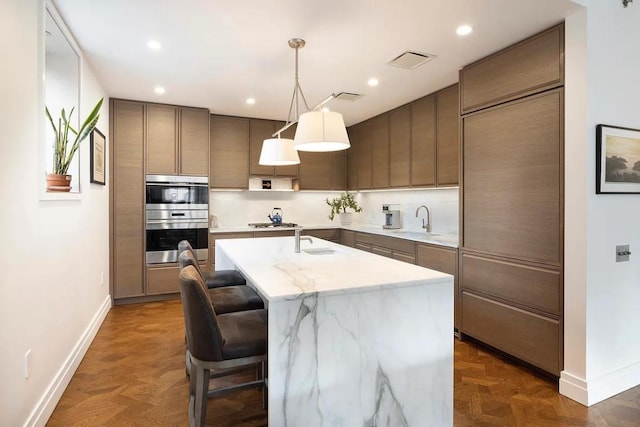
387, 51, 436, 70
333, 92, 363, 102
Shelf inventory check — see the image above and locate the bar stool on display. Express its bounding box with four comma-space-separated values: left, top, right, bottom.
179, 265, 267, 427
178, 250, 263, 315
178, 240, 246, 288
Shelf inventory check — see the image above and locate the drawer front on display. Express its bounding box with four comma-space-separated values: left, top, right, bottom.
460, 24, 563, 113
254, 230, 294, 238
416, 244, 457, 275
371, 246, 392, 258
372, 234, 415, 254
355, 232, 373, 244
462, 292, 560, 375
341, 230, 355, 247
303, 228, 340, 242
355, 242, 372, 253
147, 264, 181, 295
461, 253, 560, 316
392, 251, 415, 265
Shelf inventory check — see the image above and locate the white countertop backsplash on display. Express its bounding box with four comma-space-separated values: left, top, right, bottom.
210, 187, 459, 235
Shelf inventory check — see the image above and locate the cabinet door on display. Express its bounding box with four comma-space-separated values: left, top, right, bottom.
411, 95, 436, 186
147, 264, 180, 295
389, 105, 411, 188
332, 150, 347, 190
462, 89, 562, 265
371, 114, 389, 189
460, 24, 564, 114
299, 151, 332, 190
357, 120, 373, 189
179, 107, 209, 176
210, 115, 249, 189
250, 119, 276, 177
416, 244, 458, 329
347, 124, 360, 190
146, 104, 178, 175
340, 230, 355, 247
112, 100, 145, 298
274, 121, 299, 177
436, 85, 459, 186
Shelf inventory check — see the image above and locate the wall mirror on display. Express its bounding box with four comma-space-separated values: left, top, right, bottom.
44, 3, 81, 193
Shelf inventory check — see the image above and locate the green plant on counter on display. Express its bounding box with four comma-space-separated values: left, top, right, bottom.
326, 192, 363, 221
45, 98, 104, 175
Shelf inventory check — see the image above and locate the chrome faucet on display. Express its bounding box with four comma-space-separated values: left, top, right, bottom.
415, 205, 431, 232
294, 227, 313, 253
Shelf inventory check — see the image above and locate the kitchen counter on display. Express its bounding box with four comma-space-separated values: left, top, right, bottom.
216, 236, 453, 426
210, 223, 459, 248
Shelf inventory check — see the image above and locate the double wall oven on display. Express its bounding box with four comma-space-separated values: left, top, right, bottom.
145, 175, 208, 264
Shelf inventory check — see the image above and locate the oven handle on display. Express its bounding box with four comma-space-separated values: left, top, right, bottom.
145, 221, 208, 230
146, 182, 208, 188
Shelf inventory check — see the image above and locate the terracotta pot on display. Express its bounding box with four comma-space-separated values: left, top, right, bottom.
46, 173, 72, 192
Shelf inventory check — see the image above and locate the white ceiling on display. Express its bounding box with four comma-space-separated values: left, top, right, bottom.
53, 0, 581, 126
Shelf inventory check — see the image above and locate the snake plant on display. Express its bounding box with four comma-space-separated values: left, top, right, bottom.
45, 98, 103, 175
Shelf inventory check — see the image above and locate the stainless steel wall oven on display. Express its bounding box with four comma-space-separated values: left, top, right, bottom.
145, 175, 208, 264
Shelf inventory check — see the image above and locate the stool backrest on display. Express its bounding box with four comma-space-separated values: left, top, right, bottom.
178, 249, 204, 278
178, 265, 225, 362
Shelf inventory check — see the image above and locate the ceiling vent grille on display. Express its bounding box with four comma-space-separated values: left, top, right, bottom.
333, 92, 363, 102
387, 51, 437, 70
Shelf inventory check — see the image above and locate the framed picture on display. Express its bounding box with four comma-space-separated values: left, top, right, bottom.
596, 124, 640, 194
90, 128, 106, 185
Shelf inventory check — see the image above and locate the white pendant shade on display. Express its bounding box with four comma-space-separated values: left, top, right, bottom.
259, 138, 300, 165
293, 111, 351, 152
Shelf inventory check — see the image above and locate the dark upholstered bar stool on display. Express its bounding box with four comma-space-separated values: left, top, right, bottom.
179, 265, 267, 427
178, 240, 246, 288
178, 251, 263, 314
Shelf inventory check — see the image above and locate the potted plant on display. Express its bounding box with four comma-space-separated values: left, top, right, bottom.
45, 98, 104, 191
326, 192, 362, 225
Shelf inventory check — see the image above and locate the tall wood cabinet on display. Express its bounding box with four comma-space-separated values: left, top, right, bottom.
110, 99, 145, 299
411, 95, 436, 187
459, 24, 564, 376
146, 105, 209, 176
210, 115, 250, 189
111, 99, 210, 303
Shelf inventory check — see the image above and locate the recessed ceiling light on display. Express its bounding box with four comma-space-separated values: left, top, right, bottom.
367, 78, 379, 87
246, 98, 256, 105
456, 25, 473, 36
321, 107, 330, 112
147, 40, 162, 50
154, 86, 165, 95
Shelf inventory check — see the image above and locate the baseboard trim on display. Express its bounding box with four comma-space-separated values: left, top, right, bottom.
24, 295, 112, 427
560, 360, 640, 406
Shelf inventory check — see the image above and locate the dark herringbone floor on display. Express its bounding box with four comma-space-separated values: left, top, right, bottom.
48, 300, 640, 426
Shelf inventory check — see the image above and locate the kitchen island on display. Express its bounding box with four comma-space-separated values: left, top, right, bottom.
216, 236, 454, 426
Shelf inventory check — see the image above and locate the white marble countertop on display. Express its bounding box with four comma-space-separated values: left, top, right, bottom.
215, 236, 452, 301
210, 223, 459, 248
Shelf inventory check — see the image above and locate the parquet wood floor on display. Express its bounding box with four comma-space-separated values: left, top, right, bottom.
48, 300, 640, 426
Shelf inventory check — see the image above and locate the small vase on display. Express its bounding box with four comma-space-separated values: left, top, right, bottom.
46, 173, 72, 192
339, 212, 353, 226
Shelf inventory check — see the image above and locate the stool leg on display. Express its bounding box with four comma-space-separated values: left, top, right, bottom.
193, 366, 210, 427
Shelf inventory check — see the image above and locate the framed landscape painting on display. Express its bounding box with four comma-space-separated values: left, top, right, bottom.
596, 124, 640, 194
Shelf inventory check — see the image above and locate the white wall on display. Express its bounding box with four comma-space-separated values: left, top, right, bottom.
562, 0, 640, 405
0, 1, 111, 425
210, 188, 458, 234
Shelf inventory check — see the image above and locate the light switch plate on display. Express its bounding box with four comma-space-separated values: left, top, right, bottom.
616, 245, 631, 262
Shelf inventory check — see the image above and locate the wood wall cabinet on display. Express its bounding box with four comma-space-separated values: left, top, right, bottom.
298, 150, 346, 191
389, 105, 411, 188
146, 104, 209, 176
250, 119, 277, 177
460, 24, 564, 114
356, 121, 373, 189
111, 99, 145, 299
274, 122, 300, 178
436, 85, 459, 186
459, 24, 564, 376
411, 95, 436, 187
210, 115, 250, 189
371, 115, 390, 189
347, 125, 360, 190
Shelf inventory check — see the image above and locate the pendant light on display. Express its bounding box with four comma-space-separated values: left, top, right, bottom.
259, 38, 350, 165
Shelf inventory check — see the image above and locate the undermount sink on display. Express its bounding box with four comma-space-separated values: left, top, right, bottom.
391, 230, 442, 237
303, 247, 337, 255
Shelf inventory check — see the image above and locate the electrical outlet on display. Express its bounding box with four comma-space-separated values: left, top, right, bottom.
24, 349, 32, 379
100, 272, 104, 285
616, 245, 631, 262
